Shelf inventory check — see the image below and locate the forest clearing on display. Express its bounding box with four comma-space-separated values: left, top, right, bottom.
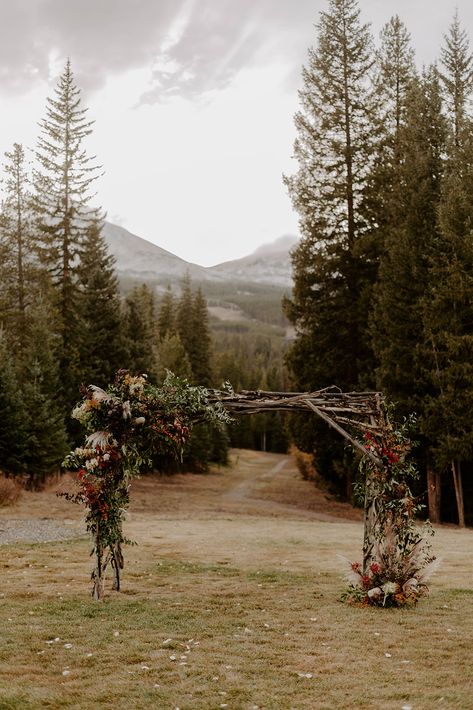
0, 449, 472, 710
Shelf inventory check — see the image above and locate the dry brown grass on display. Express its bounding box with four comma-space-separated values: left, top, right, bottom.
0, 449, 472, 709
0, 475, 22, 507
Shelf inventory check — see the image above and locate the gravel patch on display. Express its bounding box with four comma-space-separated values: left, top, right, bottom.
0, 518, 84, 545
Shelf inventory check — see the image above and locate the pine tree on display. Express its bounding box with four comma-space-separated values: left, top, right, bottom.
370, 17, 416, 241
176, 278, 213, 386
157, 286, 176, 341
0, 332, 27, 475
285, 0, 378, 391
76, 220, 125, 388
371, 68, 447, 416
19, 301, 69, 484
176, 273, 195, 366
0, 143, 41, 347
156, 333, 192, 382
123, 283, 157, 377
440, 11, 473, 144
421, 123, 473, 526
370, 68, 447, 521
33, 59, 102, 405
377, 16, 416, 151
191, 288, 213, 387
283, 0, 378, 490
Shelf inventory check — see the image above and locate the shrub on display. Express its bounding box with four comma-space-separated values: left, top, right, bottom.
290, 445, 317, 481
0, 474, 22, 506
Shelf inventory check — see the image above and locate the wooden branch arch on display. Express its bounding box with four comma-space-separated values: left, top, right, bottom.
66, 372, 423, 601
208, 386, 389, 571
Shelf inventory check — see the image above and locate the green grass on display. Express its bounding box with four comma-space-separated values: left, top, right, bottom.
0, 538, 472, 709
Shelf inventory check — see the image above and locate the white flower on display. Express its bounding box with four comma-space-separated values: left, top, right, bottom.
71, 406, 81, 419
122, 401, 132, 419
72, 405, 90, 424
86, 431, 110, 449
129, 379, 145, 394
367, 587, 383, 600
382, 582, 399, 595
134, 417, 145, 425
88, 385, 111, 402
85, 458, 98, 471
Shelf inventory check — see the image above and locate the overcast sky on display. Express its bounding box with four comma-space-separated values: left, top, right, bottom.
1, 0, 472, 266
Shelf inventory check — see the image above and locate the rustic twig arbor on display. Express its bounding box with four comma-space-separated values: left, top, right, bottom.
64, 373, 432, 603
209, 386, 387, 572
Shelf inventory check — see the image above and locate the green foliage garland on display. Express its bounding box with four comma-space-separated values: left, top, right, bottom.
342, 415, 437, 608
61, 370, 230, 600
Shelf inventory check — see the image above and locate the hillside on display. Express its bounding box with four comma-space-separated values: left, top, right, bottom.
102, 221, 210, 282
103, 220, 297, 326
103, 221, 296, 288
207, 234, 297, 287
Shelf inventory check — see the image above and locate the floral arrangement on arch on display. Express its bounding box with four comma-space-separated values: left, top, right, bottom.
61, 370, 231, 600
341, 415, 439, 608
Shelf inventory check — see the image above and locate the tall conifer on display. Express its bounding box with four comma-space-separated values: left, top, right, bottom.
76, 220, 125, 387
123, 284, 157, 377
177, 274, 195, 367
0, 333, 27, 475
157, 286, 176, 341
191, 288, 213, 387
440, 11, 473, 144
371, 68, 447, 416
285, 0, 378, 391
370, 17, 416, 240
284, 0, 378, 489
20, 301, 69, 483
421, 123, 473, 526
0, 144, 40, 347
33, 60, 102, 405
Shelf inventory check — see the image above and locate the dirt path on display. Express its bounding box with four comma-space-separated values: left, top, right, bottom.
224, 457, 289, 502
0, 449, 361, 553
221, 453, 355, 523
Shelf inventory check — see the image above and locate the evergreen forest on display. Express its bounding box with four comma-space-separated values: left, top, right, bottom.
1, 0, 473, 528
285, 0, 473, 526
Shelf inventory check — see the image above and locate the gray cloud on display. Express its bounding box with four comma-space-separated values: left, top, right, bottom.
1, 0, 472, 102
139, 0, 316, 103
0, 0, 183, 93
0, 0, 317, 100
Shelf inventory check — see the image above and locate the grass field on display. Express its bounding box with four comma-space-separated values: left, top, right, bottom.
0, 450, 472, 710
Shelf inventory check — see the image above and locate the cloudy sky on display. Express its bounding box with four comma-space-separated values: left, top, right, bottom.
1, 0, 472, 266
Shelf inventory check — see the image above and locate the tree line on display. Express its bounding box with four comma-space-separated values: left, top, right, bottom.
0, 59, 291, 483
0, 61, 233, 484
285, 0, 473, 525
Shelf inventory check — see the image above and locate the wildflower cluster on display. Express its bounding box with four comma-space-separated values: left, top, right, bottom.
340, 521, 437, 608
61, 370, 231, 598
343, 414, 438, 608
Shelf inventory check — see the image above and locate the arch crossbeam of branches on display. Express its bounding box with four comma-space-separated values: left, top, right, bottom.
209, 387, 386, 468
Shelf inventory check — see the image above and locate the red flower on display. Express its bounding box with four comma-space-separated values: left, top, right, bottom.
369, 562, 380, 574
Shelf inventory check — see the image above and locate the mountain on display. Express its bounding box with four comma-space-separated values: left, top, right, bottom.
102, 221, 210, 282
102, 221, 297, 288
207, 234, 297, 287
